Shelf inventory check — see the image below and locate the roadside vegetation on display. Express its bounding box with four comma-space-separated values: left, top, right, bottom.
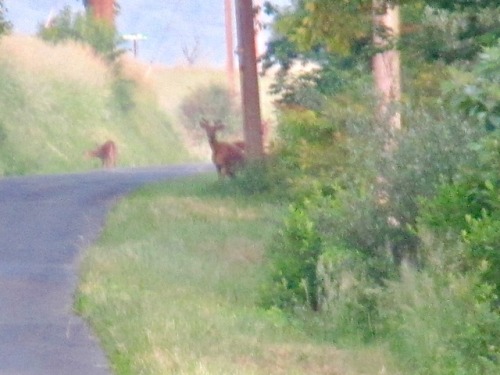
76, 177, 375, 375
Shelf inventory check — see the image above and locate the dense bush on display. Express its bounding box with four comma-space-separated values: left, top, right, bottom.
261, 199, 323, 311
418, 43, 500, 296
444, 41, 500, 131
257, 14, 500, 373
419, 132, 500, 297
258, 82, 496, 375
265, 100, 482, 257
179, 83, 242, 139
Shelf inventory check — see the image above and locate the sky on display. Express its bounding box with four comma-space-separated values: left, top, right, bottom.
4, 0, 291, 67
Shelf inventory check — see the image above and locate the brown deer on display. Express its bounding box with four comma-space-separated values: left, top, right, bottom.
85, 140, 117, 168
213, 120, 245, 152
200, 119, 245, 178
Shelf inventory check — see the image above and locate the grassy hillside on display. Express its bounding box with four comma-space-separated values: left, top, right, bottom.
0, 35, 195, 175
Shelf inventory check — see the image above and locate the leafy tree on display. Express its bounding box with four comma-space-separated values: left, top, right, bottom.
264, 0, 499, 94
38, 6, 123, 61
445, 41, 500, 131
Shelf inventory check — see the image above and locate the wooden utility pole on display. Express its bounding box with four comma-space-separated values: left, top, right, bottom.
235, 0, 264, 160
224, 0, 236, 95
85, 0, 115, 25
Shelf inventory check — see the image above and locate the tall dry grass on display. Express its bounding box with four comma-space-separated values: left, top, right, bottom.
1, 35, 110, 88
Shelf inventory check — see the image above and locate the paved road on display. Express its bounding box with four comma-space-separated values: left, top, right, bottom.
0, 164, 212, 375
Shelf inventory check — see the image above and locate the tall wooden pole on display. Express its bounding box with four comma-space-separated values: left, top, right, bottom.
373, 0, 401, 136
235, 0, 264, 160
224, 0, 236, 95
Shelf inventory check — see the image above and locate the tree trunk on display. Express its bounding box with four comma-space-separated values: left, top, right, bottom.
235, 0, 265, 160
372, 0, 401, 139
86, 0, 115, 26
372, 1, 403, 247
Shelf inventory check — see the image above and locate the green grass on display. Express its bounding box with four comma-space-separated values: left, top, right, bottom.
75, 176, 365, 375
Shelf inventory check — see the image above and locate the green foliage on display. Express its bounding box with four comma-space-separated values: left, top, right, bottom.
379, 263, 500, 375
445, 41, 500, 130
37, 6, 123, 62
179, 83, 241, 137
418, 46, 500, 295
402, 5, 500, 64
259, 86, 483, 321
382, 108, 483, 228
419, 132, 500, 296
230, 157, 291, 198
269, 0, 371, 56
270, 99, 482, 254
261, 199, 323, 310
427, 0, 500, 11
317, 245, 383, 341
110, 74, 136, 112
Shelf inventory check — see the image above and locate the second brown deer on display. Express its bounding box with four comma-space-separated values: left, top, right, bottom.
200, 119, 245, 178
85, 140, 117, 168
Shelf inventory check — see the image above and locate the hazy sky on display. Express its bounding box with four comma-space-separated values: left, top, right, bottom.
4, 0, 292, 66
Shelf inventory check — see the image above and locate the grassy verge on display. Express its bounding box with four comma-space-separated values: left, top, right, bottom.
75, 176, 372, 375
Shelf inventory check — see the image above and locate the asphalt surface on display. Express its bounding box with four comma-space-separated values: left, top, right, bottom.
0, 164, 212, 375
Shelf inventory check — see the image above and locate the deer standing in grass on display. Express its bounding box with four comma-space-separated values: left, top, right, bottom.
200, 119, 245, 178
86, 140, 117, 168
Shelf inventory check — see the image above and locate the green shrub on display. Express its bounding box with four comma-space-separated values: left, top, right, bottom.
261, 101, 480, 316
111, 75, 136, 112
261, 199, 323, 311
379, 262, 500, 375
383, 108, 482, 224
230, 157, 290, 197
